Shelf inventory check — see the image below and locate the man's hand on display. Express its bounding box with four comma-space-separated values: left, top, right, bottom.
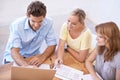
28, 54, 46, 67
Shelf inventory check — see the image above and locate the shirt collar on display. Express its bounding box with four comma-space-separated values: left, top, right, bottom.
24, 18, 30, 30
24, 17, 47, 30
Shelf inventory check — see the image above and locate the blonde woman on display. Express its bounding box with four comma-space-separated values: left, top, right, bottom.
55, 8, 92, 66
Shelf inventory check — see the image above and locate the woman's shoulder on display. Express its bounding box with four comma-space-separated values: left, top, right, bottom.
112, 51, 120, 68
81, 27, 92, 38
84, 28, 92, 34
114, 51, 120, 60
62, 22, 67, 28
61, 22, 68, 31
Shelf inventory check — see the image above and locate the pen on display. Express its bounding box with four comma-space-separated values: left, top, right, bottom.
53, 65, 56, 70
50, 57, 52, 64
50, 57, 54, 69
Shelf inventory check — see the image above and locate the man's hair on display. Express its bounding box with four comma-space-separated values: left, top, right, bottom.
95, 21, 120, 61
71, 8, 86, 24
27, 1, 46, 17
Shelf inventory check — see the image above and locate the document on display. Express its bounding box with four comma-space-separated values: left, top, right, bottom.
55, 64, 84, 80
82, 74, 93, 80
82, 73, 103, 80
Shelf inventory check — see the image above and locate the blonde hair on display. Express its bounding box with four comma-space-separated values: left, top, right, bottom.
95, 22, 120, 61
71, 8, 86, 24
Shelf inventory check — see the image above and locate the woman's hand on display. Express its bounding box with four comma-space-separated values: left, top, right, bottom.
54, 58, 63, 68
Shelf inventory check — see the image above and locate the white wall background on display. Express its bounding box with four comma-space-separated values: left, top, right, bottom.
0, 0, 120, 28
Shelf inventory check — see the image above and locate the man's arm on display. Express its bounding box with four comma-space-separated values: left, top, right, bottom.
28, 45, 56, 66
11, 48, 28, 66
41, 45, 56, 60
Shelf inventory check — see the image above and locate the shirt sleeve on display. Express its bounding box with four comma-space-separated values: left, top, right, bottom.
113, 52, 120, 69
9, 23, 22, 49
59, 23, 68, 41
80, 29, 92, 50
45, 20, 57, 46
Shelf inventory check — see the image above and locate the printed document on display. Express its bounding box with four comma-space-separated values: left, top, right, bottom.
55, 64, 83, 80
82, 74, 93, 80
82, 73, 103, 80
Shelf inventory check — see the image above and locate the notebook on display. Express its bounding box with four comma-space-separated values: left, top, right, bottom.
11, 66, 56, 80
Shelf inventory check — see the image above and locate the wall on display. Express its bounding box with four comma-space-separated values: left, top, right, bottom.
1, 0, 120, 28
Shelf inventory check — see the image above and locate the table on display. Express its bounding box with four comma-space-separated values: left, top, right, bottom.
0, 52, 89, 80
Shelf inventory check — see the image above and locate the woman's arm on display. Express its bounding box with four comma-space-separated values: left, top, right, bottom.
85, 49, 101, 80
57, 39, 66, 59
66, 47, 89, 62
54, 39, 66, 66
67, 28, 92, 62
116, 69, 120, 80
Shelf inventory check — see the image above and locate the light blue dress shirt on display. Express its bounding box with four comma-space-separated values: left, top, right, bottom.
4, 16, 57, 62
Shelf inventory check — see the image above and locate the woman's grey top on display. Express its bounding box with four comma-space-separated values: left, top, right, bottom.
95, 51, 120, 80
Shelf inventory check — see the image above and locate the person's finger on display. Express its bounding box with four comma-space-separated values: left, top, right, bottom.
28, 57, 38, 65
54, 59, 62, 68
36, 61, 43, 67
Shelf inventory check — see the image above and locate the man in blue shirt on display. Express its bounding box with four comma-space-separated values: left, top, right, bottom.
4, 1, 57, 67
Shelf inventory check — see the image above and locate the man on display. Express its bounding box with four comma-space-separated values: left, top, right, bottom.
4, 1, 57, 67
